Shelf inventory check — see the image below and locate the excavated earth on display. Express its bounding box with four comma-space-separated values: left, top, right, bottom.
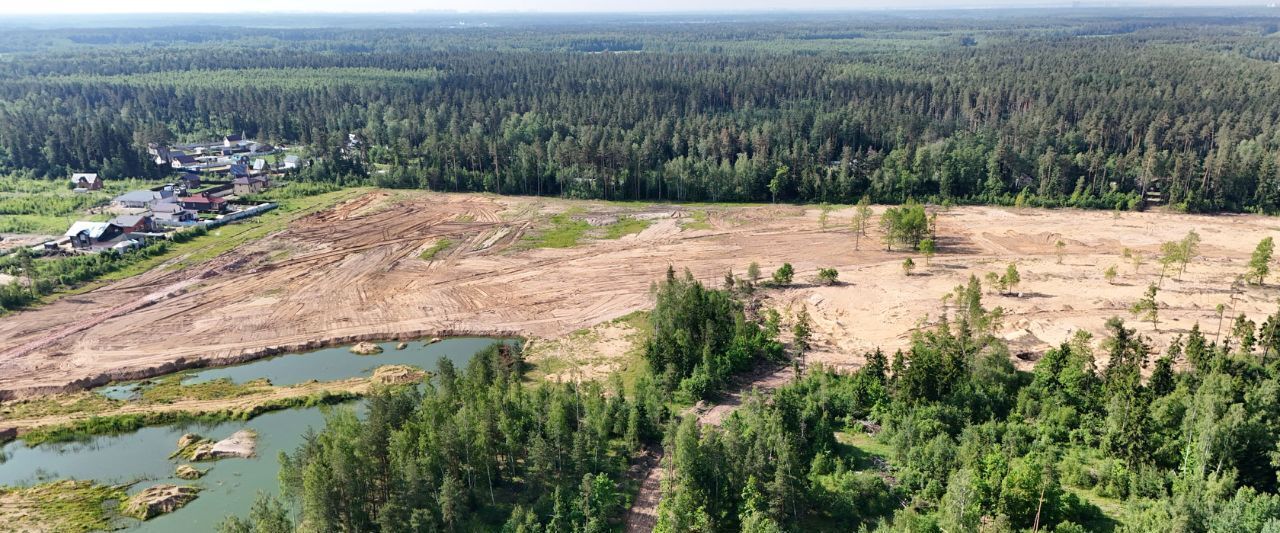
1, 190, 1278, 399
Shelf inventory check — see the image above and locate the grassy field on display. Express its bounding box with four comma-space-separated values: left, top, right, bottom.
601, 216, 652, 239
681, 209, 712, 230
527, 211, 591, 248
0, 176, 168, 234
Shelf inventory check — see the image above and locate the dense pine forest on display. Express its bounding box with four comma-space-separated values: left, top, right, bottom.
3, 10, 1280, 211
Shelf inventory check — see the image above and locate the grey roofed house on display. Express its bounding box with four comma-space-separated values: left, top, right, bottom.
252, 159, 266, 171
283, 155, 301, 169
151, 202, 196, 222
151, 202, 184, 214
229, 163, 249, 178
114, 190, 162, 207
110, 214, 146, 226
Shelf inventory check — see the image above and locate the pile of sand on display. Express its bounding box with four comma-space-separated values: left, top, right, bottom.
123, 485, 199, 520
371, 365, 427, 385
190, 429, 257, 461
350, 342, 383, 355
174, 465, 205, 480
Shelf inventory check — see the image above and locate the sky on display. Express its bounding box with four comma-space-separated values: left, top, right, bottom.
0, 0, 1255, 15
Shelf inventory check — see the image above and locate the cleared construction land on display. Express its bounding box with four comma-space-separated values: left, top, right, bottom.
1, 189, 1278, 399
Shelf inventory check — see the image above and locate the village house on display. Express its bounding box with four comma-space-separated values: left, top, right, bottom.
178, 192, 228, 214
233, 176, 269, 195
109, 214, 154, 234
178, 173, 201, 189
224, 134, 246, 149
71, 173, 101, 191
170, 154, 198, 170
113, 190, 168, 209
151, 202, 196, 223
64, 221, 124, 249
282, 155, 301, 170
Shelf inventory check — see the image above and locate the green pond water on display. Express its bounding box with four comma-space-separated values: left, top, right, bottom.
0, 337, 513, 531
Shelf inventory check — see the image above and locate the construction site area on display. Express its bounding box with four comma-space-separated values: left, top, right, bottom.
1, 189, 1278, 400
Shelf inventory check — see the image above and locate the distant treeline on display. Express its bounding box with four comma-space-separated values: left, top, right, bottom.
2, 13, 1280, 212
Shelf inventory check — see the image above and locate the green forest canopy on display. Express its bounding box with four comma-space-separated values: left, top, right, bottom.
2, 10, 1280, 212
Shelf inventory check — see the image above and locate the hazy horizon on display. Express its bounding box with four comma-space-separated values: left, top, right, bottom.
0, 0, 1269, 15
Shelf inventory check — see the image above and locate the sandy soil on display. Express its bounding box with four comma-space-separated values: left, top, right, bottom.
1, 190, 1278, 399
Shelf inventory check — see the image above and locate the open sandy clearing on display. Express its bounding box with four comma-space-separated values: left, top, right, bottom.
0, 190, 1277, 398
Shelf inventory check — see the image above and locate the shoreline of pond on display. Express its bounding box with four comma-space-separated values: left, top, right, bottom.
2, 336, 523, 446
0, 329, 525, 401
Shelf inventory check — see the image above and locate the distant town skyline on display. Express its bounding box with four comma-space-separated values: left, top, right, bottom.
0, 0, 1263, 15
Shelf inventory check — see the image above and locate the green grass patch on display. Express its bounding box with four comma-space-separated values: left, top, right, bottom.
527, 212, 590, 248
836, 430, 894, 469
0, 480, 128, 533
601, 216, 652, 239
0, 392, 119, 420
20, 391, 358, 446
419, 238, 453, 260
614, 311, 653, 391
681, 209, 712, 230
1065, 487, 1124, 532
137, 374, 268, 404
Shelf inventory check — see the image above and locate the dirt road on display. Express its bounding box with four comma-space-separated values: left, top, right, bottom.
1, 190, 1278, 399
623, 364, 795, 532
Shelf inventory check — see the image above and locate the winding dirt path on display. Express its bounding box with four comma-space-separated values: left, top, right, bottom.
623, 364, 794, 532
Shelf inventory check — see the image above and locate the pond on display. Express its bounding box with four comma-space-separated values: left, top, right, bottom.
0, 337, 515, 531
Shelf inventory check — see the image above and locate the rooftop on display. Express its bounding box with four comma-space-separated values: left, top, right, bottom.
114, 190, 160, 203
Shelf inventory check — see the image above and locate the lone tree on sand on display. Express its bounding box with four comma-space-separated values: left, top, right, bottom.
999, 263, 1021, 295
919, 239, 937, 265
1248, 237, 1274, 286
902, 258, 916, 276
851, 195, 873, 251
1130, 283, 1160, 331
747, 262, 761, 285
1104, 265, 1118, 285
1123, 247, 1144, 274
817, 268, 839, 286
1177, 229, 1200, 278
773, 263, 794, 286
1055, 240, 1066, 264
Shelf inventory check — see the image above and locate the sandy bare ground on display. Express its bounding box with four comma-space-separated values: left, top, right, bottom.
1, 190, 1278, 399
